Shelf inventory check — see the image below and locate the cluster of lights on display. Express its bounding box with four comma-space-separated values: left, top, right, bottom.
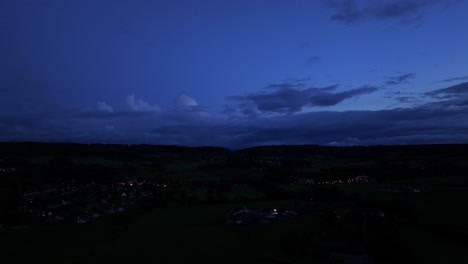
0, 168, 15, 173
20, 177, 155, 223
317, 176, 372, 185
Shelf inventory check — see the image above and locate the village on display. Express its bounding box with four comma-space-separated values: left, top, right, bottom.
18, 177, 163, 224
1, 143, 462, 263
12, 169, 422, 228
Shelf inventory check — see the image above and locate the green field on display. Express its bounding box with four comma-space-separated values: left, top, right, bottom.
399, 224, 467, 264
4, 144, 468, 263
1, 201, 322, 264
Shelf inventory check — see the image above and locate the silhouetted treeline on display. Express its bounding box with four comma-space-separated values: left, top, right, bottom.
3, 142, 468, 160
0, 142, 230, 159
236, 144, 468, 159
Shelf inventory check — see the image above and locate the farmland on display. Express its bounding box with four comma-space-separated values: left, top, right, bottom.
1, 143, 468, 263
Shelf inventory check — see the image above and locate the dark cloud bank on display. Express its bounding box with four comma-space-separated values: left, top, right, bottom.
324, 0, 457, 25
435, 75, 468, 84
385, 73, 415, 86
1, 81, 468, 149
227, 83, 377, 115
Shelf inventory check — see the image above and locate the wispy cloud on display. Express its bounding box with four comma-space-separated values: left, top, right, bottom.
2, 82, 468, 148
174, 93, 208, 113
426, 81, 468, 99
435, 75, 468, 83
126, 94, 161, 112
325, 0, 364, 24
97, 101, 114, 113
323, 0, 454, 26
146, 99, 468, 148
227, 81, 377, 115
385, 73, 416, 86
371, 1, 432, 20
305, 56, 320, 65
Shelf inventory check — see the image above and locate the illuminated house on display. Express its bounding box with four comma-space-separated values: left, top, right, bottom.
226, 207, 263, 224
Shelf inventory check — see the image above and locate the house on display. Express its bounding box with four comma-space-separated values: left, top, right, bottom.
54, 214, 66, 221
140, 190, 153, 198
77, 215, 89, 224
137, 180, 146, 186
23, 191, 39, 200
329, 247, 374, 264
226, 207, 263, 224
282, 209, 298, 218
44, 187, 58, 193
375, 184, 403, 193
362, 208, 385, 219
263, 208, 298, 220
295, 178, 314, 185
263, 209, 278, 220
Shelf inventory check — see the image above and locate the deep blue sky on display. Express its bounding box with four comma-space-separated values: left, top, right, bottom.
1, 0, 468, 148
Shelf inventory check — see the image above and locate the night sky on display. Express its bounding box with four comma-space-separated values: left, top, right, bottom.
1, 0, 468, 148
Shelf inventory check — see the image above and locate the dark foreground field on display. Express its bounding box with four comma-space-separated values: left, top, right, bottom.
3, 178, 468, 264
1, 201, 322, 264
1, 143, 468, 263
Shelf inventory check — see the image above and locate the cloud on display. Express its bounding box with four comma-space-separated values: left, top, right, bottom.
145, 101, 468, 148
396, 96, 415, 103
426, 81, 468, 98
326, 0, 364, 24
228, 82, 377, 115
126, 94, 161, 112
97, 101, 114, 113
435, 75, 468, 83
79, 101, 117, 115
2, 80, 468, 148
385, 73, 416, 86
176, 93, 199, 110
174, 93, 209, 113
371, 1, 432, 20
176, 93, 198, 107
2, 92, 468, 148
305, 56, 320, 65
422, 82, 468, 110
323, 0, 453, 26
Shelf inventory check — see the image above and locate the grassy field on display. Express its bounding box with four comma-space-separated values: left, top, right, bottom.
399, 224, 468, 264
224, 185, 267, 201
72, 156, 125, 168
166, 162, 262, 183
27, 155, 125, 168
1, 200, 322, 264
326, 175, 468, 263
391, 176, 468, 263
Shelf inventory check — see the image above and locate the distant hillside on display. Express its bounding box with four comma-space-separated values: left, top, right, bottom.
235, 144, 468, 158
2, 142, 468, 160
0, 142, 231, 159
